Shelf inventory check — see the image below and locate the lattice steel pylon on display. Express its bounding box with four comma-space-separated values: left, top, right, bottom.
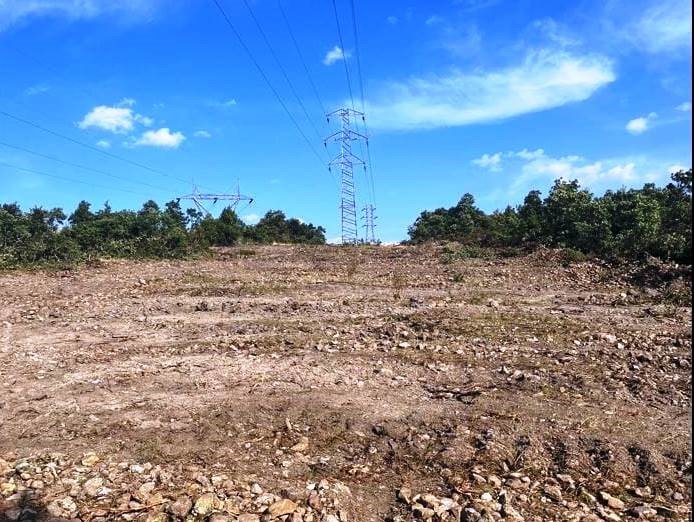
177, 184, 254, 217
362, 204, 377, 243
325, 108, 368, 244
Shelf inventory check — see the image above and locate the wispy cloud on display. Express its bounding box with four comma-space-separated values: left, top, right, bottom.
676, 101, 692, 112
366, 49, 615, 131
95, 139, 111, 149
208, 98, 237, 110
623, 0, 692, 54
386, 15, 398, 25
133, 128, 185, 148
323, 46, 351, 66
193, 130, 212, 138
0, 0, 164, 31
24, 84, 50, 96
625, 112, 657, 135
78, 101, 152, 134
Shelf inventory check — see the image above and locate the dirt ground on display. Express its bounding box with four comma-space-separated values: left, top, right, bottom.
0, 245, 691, 521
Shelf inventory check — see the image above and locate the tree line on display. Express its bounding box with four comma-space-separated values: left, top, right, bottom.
408, 169, 692, 264
0, 199, 326, 267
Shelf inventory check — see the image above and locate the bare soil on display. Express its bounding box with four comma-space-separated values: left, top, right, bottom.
0, 245, 691, 521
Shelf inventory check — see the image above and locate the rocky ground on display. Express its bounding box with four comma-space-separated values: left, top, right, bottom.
0, 245, 691, 521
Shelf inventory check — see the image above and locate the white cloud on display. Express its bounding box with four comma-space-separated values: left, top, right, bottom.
242, 213, 260, 225
78, 103, 153, 134
625, 112, 657, 135
95, 139, 111, 149
472, 152, 502, 171
323, 46, 351, 66
669, 164, 688, 173
0, 0, 163, 31
366, 49, 615, 131
386, 15, 398, 25
676, 101, 692, 112
194, 130, 212, 138
24, 84, 50, 96
625, 0, 692, 54
79, 106, 136, 133
472, 148, 677, 194
134, 127, 185, 148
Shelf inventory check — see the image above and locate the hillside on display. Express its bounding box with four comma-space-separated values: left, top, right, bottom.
0, 245, 691, 521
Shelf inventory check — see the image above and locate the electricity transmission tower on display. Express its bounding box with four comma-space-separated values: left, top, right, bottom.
362, 204, 377, 243
177, 185, 254, 216
325, 108, 369, 244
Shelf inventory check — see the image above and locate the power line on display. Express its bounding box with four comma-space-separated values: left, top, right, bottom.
209, 0, 328, 170
241, 0, 326, 146
0, 161, 149, 198
0, 109, 191, 187
346, 0, 377, 208
348, 0, 366, 113
330, 0, 355, 110
0, 141, 171, 195
277, 0, 327, 117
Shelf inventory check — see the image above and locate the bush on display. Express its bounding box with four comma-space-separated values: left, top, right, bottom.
0, 200, 326, 267
410, 170, 692, 264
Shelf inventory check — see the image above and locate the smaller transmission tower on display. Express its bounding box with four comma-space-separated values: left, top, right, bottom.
325, 108, 368, 244
178, 184, 254, 217
362, 204, 377, 243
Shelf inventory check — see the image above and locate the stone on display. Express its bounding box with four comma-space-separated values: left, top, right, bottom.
209, 515, 230, 522
600, 491, 625, 511
556, 474, 575, 488
480, 492, 493, 502
81, 453, 100, 467
629, 505, 657, 518
1, 482, 17, 495
633, 486, 651, 498
290, 436, 309, 453
504, 504, 524, 522
169, 495, 193, 518
596, 505, 622, 521
421, 494, 440, 507
59, 497, 77, 514
138, 481, 156, 497
194, 493, 220, 516
308, 490, 322, 510
398, 487, 412, 504
250, 483, 263, 495
487, 475, 502, 488
0, 458, 12, 476
269, 499, 297, 518
46, 501, 64, 518
412, 504, 435, 520
238, 515, 261, 522
544, 485, 563, 501
83, 477, 104, 497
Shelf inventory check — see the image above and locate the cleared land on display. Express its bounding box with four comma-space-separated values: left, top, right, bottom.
0, 245, 691, 521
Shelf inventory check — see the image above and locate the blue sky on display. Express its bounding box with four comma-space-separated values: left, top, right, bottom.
0, 0, 691, 243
